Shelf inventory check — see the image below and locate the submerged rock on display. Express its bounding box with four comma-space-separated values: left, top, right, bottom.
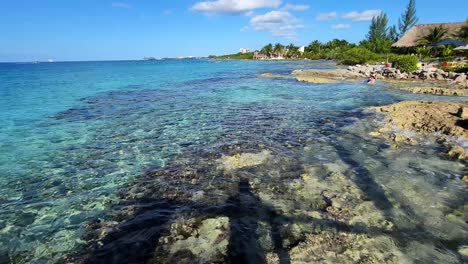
257, 73, 293, 79
462, 176, 468, 184
218, 150, 272, 171
154, 217, 230, 264
448, 146, 467, 160
295, 75, 338, 84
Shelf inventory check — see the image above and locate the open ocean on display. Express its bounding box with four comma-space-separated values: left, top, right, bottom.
0, 60, 466, 263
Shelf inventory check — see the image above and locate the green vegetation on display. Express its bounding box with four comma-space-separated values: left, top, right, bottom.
418, 25, 449, 45
416, 46, 431, 60
211, 0, 465, 73
398, 0, 419, 37
303, 39, 356, 60
210, 52, 254, 60
391, 55, 418, 73
440, 65, 468, 73
338, 47, 380, 65
457, 20, 468, 41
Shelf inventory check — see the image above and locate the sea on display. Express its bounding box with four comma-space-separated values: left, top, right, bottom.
0, 59, 466, 263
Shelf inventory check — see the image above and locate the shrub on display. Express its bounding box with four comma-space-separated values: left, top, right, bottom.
455, 67, 468, 74
338, 47, 379, 65
442, 66, 468, 73
215, 52, 254, 59
391, 55, 418, 73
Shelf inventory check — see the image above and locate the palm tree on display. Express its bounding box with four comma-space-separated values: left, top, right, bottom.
261, 43, 273, 57
286, 43, 299, 58
273, 43, 284, 57
306, 40, 323, 53
418, 25, 448, 45
457, 20, 468, 41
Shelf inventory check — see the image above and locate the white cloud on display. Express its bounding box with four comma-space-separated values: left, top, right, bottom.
192, 0, 282, 15
316, 12, 337, 21
111, 2, 131, 8
244, 10, 255, 17
331, 24, 351, 29
249, 10, 304, 39
282, 4, 309, 11
342, 10, 381, 21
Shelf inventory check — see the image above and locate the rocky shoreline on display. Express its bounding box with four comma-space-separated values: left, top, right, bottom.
347, 64, 468, 87
367, 101, 468, 163
260, 64, 468, 95
260, 67, 468, 181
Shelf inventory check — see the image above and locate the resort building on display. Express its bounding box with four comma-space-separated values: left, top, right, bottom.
240, 48, 251, 54
298, 46, 306, 53
253, 52, 268, 60
392, 22, 465, 48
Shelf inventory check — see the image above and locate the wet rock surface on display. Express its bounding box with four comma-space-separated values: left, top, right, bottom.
368, 101, 468, 164
370, 101, 468, 139
70, 133, 467, 264
292, 69, 362, 83
265, 65, 468, 96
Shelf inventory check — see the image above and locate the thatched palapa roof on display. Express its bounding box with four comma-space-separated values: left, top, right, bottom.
392, 22, 465, 48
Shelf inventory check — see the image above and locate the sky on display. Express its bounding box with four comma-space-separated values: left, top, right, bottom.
0, 0, 466, 62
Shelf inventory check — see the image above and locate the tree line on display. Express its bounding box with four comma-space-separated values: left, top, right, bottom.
213, 0, 468, 66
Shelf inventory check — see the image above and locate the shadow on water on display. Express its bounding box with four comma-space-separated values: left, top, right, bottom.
329, 132, 466, 260
224, 179, 290, 264
77, 176, 293, 264
455, 119, 468, 129
70, 109, 466, 263
79, 199, 179, 264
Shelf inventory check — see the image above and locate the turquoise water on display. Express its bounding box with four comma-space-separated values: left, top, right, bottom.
0, 60, 466, 263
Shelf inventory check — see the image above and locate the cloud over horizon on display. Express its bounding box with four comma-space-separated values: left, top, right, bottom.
192, 0, 282, 15
342, 10, 381, 21
249, 10, 304, 39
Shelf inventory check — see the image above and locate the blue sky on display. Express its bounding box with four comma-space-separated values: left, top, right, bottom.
0, 0, 466, 61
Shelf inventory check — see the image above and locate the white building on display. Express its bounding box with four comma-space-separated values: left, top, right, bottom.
240, 48, 251, 54
298, 46, 306, 53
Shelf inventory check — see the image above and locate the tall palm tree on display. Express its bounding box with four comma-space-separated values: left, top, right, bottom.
286, 43, 299, 58
273, 43, 284, 57
457, 20, 468, 41
418, 25, 448, 45
261, 43, 273, 57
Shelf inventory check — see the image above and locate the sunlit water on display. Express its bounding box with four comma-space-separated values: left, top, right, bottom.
0, 60, 466, 263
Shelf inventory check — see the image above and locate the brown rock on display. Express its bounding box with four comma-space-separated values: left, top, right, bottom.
295, 76, 338, 84
371, 101, 468, 140
448, 146, 467, 160
456, 107, 468, 118
462, 176, 468, 184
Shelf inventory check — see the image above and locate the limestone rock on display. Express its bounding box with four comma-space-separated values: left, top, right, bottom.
456, 107, 468, 118
218, 150, 272, 171
160, 217, 230, 264
448, 146, 467, 160
454, 73, 467, 83
295, 76, 338, 83
462, 176, 468, 184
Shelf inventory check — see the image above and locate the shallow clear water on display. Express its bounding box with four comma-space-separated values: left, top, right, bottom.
0, 60, 466, 263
